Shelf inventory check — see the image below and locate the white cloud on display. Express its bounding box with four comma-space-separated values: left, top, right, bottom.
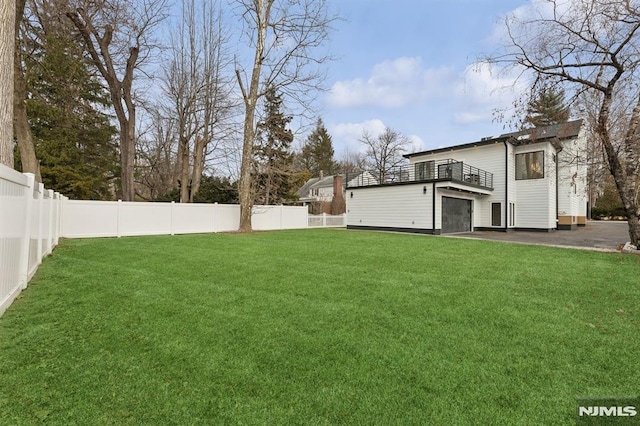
330, 119, 387, 154
452, 62, 526, 125
327, 57, 455, 108
408, 134, 426, 153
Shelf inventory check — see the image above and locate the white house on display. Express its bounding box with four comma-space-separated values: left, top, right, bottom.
297, 172, 378, 205
346, 120, 588, 234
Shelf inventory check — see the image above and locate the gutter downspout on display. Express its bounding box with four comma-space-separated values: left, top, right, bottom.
432, 182, 436, 234
555, 143, 563, 230
504, 140, 509, 231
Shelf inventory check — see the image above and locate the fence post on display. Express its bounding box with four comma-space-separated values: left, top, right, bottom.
280, 204, 284, 230
59, 196, 67, 239
36, 183, 44, 265
213, 202, 217, 233
322, 213, 326, 227
117, 199, 122, 238
170, 201, 175, 236
19, 174, 35, 289
53, 192, 60, 246
47, 189, 54, 254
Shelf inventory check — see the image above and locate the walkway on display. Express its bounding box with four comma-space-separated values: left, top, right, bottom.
451, 221, 631, 252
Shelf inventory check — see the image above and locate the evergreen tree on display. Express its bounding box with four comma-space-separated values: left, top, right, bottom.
254, 87, 295, 204
25, 15, 118, 200
524, 86, 570, 128
301, 118, 338, 175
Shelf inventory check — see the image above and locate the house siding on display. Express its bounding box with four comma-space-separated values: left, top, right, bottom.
557, 132, 588, 220
347, 183, 433, 230
514, 142, 557, 229
409, 142, 506, 228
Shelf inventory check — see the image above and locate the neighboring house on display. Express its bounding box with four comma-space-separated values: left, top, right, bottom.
297, 172, 378, 205
297, 174, 339, 205
346, 120, 588, 234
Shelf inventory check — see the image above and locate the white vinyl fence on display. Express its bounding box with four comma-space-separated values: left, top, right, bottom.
62, 200, 310, 238
308, 213, 347, 228
0, 165, 65, 316
1, 165, 345, 315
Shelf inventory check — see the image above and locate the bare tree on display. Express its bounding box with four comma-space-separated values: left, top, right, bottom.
338, 148, 367, 174
136, 107, 176, 200
13, 0, 41, 180
66, 0, 168, 201
233, 0, 336, 231
163, 0, 235, 203
0, 0, 15, 166
487, 0, 640, 245
359, 127, 411, 183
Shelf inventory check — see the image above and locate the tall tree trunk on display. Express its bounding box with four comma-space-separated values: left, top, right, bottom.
597, 89, 640, 246
0, 0, 15, 166
189, 136, 206, 202
13, 0, 40, 180
179, 135, 190, 203
237, 0, 271, 232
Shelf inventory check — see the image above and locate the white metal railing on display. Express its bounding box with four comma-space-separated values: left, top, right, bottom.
308, 213, 347, 228
0, 165, 65, 316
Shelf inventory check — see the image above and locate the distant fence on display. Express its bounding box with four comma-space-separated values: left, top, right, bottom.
0, 165, 65, 316
62, 201, 309, 238
1, 165, 345, 315
308, 213, 346, 228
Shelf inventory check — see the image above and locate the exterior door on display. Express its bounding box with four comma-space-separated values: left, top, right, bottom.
442, 197, 472, 233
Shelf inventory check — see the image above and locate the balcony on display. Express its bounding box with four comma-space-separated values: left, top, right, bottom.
346, 159, 494, 190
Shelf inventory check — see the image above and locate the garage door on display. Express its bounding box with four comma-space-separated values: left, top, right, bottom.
442, 197, 472, 233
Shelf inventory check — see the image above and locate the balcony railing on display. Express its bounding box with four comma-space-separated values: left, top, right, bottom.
346, 159, 494, 190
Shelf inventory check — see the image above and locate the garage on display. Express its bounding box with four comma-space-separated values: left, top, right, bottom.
442, 197, 472, 233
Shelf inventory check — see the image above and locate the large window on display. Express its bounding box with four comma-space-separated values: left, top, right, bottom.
415, 161, 435, 180
516, 151, 544, 180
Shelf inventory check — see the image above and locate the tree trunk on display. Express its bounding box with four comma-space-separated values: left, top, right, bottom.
179, 134, 190, 203
12, 0, 40, 179
238, 112, 256, 231
597, 90, 640, 246
120, 118, 136, 201
237, 0, 271, 232
189, 136, 206, 202
13, 45, 41, 181
0, 0, 15, 166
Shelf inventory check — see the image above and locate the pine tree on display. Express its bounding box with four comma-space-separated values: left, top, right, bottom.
301, 118, 338, 175
25, 15, 118, 200
524, 86, 570, 128
254, 87, 295, 204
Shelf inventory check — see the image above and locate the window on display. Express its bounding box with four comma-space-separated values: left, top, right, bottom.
516, 151, 544, 180
415, 161, 434, 180
492, 203, 501, 227
509, 203, 515, 227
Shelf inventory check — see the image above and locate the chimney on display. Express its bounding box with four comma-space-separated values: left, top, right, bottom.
319, 170, 324, 180
332, 175, 343, 196
330, 175, 346, 215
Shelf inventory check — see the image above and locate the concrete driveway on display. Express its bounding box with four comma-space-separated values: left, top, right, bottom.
451, 221, 631, 251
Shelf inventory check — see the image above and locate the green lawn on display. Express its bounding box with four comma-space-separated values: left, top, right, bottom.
1, 229, 638, 425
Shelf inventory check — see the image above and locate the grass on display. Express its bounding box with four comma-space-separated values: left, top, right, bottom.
0, 229, 639, 425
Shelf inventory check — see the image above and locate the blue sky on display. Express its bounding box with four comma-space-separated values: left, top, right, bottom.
319, 0, 531, 158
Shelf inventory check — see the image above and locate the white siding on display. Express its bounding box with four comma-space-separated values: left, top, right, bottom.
514, 143, 556, 229
409, 142, 507, 228
557, 133, 588, 218
347, 184, 433, 230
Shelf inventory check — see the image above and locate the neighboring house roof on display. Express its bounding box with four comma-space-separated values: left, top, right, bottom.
405, 119, 583, 159
295, 174, 347, 200
295, 177, 320, 198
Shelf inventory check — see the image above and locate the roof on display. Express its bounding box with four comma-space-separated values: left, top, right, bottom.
404, 119, 583, 159
295, 174, 346, 197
